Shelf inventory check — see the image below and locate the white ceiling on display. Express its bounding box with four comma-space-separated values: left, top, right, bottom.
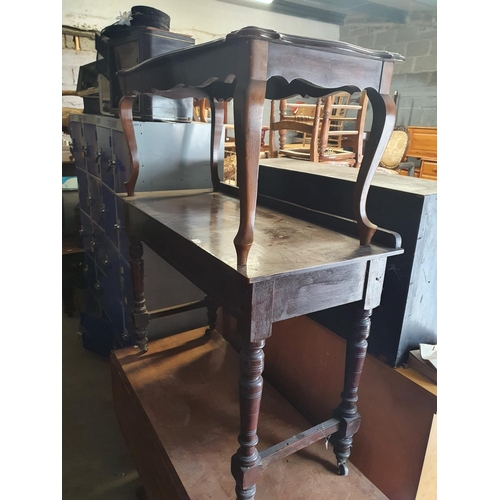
221, 0, 437, 24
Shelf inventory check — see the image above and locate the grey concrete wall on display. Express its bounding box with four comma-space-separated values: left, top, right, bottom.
340, 11, 437, 127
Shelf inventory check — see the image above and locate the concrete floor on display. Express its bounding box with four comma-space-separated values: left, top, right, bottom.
62, 311, 140, 500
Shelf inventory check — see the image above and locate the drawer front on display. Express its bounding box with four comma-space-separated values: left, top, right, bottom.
83, 123, 99, 178
101, 184, 119, 249
419, 160, 437, 180
93, 225, 108, 274
75, 167, 90, 216
69, 122, 86, 171
96, 126, 113, 188
88, 175, 104, 224
111, 130, 132, 194
407, 127, 437, 160
79, 211, 93, 251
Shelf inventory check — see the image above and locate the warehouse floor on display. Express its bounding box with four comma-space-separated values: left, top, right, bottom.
62, 310, 140, 500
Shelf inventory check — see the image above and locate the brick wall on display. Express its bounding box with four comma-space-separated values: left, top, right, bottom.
340, 11, 437, 127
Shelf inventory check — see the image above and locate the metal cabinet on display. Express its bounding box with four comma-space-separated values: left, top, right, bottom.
69, 113, 223, 353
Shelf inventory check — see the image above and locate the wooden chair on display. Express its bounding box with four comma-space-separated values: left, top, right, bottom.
193, 98, 210, 123
320, 91, 352, 149
269, 91, 368, 167
319, 90, 368, 168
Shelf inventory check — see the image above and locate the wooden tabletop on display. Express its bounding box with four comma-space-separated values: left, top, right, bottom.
120, 189, 402, 282
118, 26, 404, 102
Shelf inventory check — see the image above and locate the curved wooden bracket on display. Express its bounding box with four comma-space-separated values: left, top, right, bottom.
210, 99, 224, 191
118, 95, 140, 197
353, 88, 396, 246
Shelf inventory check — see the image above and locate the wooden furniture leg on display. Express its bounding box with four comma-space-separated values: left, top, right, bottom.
118, 95, 140, 197
204, 295, 218, 336
210, 98, 224, 191
278, 99, 287, 152
231, 338, 266, 500
332, 307, 372, 475
352, 89, 368, 168
129, 239, 149, 352
268, 100, 278, 158
232, 42, 267, 266
135, 485, 148, 500
318, 95, 333, 161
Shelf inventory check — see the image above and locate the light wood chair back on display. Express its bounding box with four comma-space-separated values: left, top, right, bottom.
193, 98, 210, 122
269, 90, 368, 167
320, 90, 368, 167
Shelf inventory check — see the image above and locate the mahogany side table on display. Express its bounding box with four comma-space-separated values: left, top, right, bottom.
116, 27, 404, 500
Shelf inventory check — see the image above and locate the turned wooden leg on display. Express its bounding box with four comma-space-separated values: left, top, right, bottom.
135, 485, 148, 500
204, 296, 218, 336
231, 339, 266, 500
129, 239, 149, 352
332, 307, 372, 475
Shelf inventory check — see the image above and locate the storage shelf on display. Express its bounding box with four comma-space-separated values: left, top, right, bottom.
111, 327, 389, 500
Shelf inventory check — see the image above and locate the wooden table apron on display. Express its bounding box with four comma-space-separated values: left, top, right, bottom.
116, 27, 404, 500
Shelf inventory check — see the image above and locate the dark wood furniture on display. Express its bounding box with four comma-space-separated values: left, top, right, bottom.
111, 327, 390, 500
244, 315, 437, 500
116, 27, 404, 499
256, 158, 437, 367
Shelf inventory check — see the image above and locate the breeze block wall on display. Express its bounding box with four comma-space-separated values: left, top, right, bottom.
340, 11, 437, 127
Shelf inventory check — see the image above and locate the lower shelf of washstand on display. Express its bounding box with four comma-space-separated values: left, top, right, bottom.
111, 327, 388, 499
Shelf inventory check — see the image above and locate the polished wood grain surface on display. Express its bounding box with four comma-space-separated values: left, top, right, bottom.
112, 327, 389, 500
118, 27, 403, 101
117, 26, 404, 266
120, 189, 402, 282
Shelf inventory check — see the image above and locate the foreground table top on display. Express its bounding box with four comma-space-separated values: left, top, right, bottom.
121, 188, 402, 282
